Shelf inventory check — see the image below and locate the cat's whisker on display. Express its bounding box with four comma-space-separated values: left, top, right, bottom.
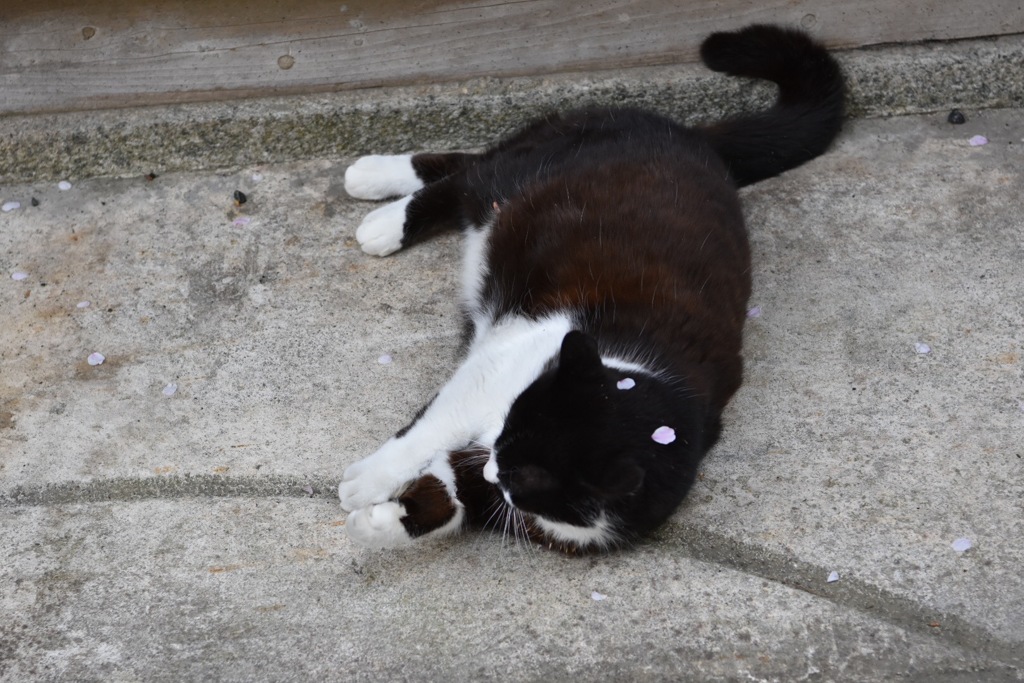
482, 498, 506, 533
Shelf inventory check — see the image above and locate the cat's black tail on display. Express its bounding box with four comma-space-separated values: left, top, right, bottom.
698, 24, 845, 188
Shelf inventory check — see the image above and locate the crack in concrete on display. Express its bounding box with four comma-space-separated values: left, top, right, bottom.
3, 475, 1020, 675
0, 474, 337, 506
659, 522, 1023, 674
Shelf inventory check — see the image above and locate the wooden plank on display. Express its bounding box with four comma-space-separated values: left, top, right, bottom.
2, 0, 1023, 115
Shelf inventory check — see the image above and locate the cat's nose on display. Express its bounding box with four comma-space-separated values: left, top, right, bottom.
483, 453, 499, 484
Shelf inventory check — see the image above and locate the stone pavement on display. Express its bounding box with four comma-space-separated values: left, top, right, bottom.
1, 108, 1022, 681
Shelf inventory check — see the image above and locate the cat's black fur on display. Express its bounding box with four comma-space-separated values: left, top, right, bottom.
344, 24, 845, 551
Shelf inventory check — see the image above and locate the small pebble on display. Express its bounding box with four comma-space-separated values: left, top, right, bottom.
11, 272, 28, 281
30, 197, 40, 207
2, 201, 21, 212
87, 352, 106, 366
145, 172, 159, 182
162, 383, 178, 397
968, 135, 988, 147
58, 180, 72, 191
377, 354, 393, 365
951, 538, 972, 553
746, 305, 762, 319
914, 342, 931, 355
233, 190, 247, 205
616, 378, 636, 390
651, 426, 676, 445
591, 591, 607, 601
76, 300, 91, 309
947, 109, 966, 125
827, 571, 840, 583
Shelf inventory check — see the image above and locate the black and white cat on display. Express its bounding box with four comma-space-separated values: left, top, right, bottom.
337, 25, 844, 552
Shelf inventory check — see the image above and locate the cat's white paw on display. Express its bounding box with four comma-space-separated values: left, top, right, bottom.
338, 468, 399, 511
345, 155, 423, 200
339, 445, 415, 511
356, 196, 411, 256
346, 502, 413, 548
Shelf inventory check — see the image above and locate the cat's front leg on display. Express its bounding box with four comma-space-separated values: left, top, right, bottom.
339, 314, 572, 511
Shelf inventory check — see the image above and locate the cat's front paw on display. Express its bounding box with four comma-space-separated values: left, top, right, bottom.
338, 466, 398, 511
355, 196, 411, 256
344, 155, 423, 200
346, 502, 413, 548
338, 443, 421, 511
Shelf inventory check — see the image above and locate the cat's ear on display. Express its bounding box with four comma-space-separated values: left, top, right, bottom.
586, 458, 645, 500
557, 331, 603, 381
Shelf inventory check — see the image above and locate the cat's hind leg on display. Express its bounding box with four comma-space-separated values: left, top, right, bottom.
344, 152, 478, 200
344, 155, 424, 200
353, 176, 467, 256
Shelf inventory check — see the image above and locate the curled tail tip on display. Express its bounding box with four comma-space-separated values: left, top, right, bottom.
700, 23, 834, 76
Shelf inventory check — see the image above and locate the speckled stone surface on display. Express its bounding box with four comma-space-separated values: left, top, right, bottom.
1, 33, 1021, 184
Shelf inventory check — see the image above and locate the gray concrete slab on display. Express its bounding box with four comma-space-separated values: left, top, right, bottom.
2, 109, 1023, 680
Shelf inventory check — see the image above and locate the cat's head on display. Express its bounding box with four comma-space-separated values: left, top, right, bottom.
485, 331, 680, 531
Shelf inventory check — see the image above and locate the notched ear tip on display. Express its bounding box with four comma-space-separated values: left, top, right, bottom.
558, 330, 603, 378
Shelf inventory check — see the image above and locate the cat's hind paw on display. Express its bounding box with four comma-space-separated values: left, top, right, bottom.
344, 155, 424, 200
355, 196, 411, 256
346, 502, 414, 548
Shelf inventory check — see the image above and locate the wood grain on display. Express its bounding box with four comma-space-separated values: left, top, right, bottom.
2, 0, 1022, 115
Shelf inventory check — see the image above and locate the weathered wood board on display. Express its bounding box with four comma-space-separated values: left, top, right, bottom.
2, 0, 1022, 115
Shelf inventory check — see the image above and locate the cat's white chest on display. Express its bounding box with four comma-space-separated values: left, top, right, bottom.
460, 221, 494, 335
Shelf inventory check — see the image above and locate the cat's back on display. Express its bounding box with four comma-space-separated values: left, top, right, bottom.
480, 115, 750, 321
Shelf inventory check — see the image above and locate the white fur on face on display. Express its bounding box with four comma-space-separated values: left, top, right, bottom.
482, 452, 499, 484
533, 512, 617, 549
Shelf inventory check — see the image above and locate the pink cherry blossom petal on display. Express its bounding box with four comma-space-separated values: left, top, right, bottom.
76, 300, 91, 309
591, 591, 607, 601
651, 426, 676, 445
827, 571, 840, 583
951, 538, 972, 553
616, 378, 636, 390
968, 135, 988, 147
11, 271, 28, 281
232, 216, 252, 226
87, 352, 105, 366
746, 305, 762, 319
58, 180, 73, 191
914, 342, 931, 354
2, 201, 21, 212
162, 383, 178, 397
377, 354, 393, 365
